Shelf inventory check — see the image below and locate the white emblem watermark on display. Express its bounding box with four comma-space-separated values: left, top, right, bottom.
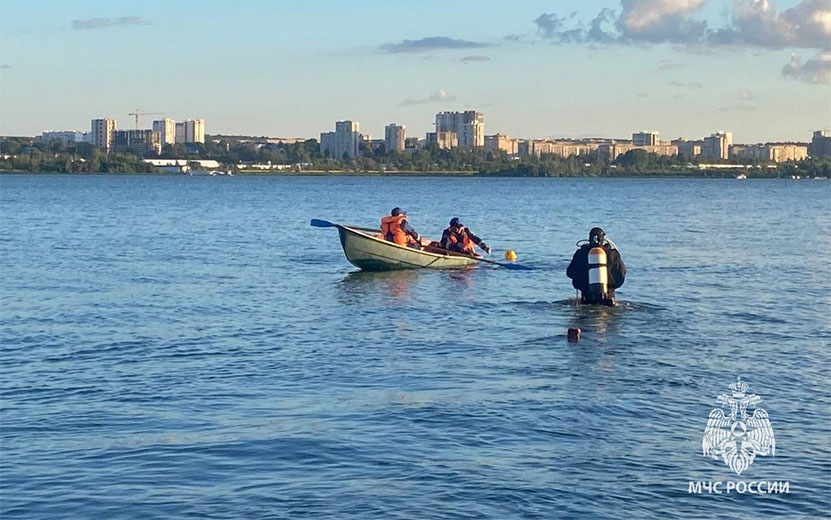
688, 377, 789, 495
702, 376, 775, 475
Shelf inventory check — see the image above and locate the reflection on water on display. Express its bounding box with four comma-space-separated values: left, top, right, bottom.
559, 299, 670, 399
552, 297, 666, 336
336, 269, 422, 304
560, 302, 622, 385
336, 267, 481, 306
567, 301, 624, 337
442, 268, 478, 302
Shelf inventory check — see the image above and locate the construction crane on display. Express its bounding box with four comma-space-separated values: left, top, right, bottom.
128, 109, 164, 129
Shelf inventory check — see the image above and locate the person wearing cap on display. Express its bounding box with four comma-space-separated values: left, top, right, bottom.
380, 207, 421, 248
440, 217, 492, 256
566, 227, 626, 306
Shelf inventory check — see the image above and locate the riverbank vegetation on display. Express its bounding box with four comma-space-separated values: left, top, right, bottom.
2, 135, 829, 178
0, 137, 153, 173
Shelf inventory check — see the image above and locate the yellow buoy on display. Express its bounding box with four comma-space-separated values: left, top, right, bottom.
504, 250, 517, 262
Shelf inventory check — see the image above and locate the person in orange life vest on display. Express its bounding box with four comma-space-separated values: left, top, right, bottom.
380, 207, 421, 248
440, 217, 492, 255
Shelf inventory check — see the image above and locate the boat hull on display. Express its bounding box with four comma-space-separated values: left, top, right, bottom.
337, 226, 478, 271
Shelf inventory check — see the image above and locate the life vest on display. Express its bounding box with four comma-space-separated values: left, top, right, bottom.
380, 214, 409, 246
445, 226, 475, 254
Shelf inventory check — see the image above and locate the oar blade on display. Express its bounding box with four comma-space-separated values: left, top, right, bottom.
502, 263, 533, 270
310, 219, 337, 228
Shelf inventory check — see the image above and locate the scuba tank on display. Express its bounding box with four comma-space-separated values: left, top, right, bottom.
574, 227, 618, 306
586, 245, 608, 304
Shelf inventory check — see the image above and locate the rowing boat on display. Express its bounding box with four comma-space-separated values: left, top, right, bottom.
311, 218, 532, 271
336, 225, 478, 271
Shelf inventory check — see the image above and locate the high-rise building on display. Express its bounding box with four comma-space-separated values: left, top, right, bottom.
152, 118, 176, 146
320, 120, 360, 159
734, 144, 808, 163
484, 134, 518, 155
183, 119, 205, 143
91, 118, 117, 151
335, 120, 360, 159
597, 142, 678, 159
111, 129, 161, 156
435, 111, 484, 147
171, 119, 205, 144
385, 124, 406, 153
809, 130, 831, 158
319, 132, 336, 157
426, 131, 458, 150
633, 131, 660, 146
673, 139, 702, 157
530, 140, 556, 156
702, 131, 733, 160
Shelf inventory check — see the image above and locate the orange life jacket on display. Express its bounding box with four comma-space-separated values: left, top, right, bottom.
445, 226, 475, 254
380, 214, 409, 246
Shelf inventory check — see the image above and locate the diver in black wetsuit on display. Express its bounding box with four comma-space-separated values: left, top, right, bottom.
566, 227, 626, 306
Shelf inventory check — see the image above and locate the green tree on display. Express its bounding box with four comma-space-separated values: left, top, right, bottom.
616, 149, 649, 168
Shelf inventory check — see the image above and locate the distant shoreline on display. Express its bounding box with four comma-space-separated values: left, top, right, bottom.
5, 134, 828, 179
3, 169, 826, 179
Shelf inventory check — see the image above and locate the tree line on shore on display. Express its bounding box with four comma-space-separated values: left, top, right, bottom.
1, 135, 829, 178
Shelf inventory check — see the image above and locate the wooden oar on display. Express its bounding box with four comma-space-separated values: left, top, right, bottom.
423, 244, 533, 271
474, 255, 533, 270
310, 219, 380, 234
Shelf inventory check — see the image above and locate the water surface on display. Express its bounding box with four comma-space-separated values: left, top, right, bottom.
1, 175, 829, 518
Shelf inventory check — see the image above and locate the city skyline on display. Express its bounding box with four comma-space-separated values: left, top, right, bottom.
29, 111, 826, 150
1, 0, 829, 142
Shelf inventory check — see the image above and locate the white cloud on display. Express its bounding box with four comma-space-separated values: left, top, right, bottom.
534, 0, 830, 49
380, 37, 490, 53
531, 0, 830, 84
617, 0, 707, 42
655, 59, 682, 71
399, 89, 457, 106
71, 16, 147, 30
619, 0, 705, 31
460, 55, 492, 63
782, 51, 831, 84
713, 0, 831, 49
535, 0, 708, 44
670, 80, 704, 88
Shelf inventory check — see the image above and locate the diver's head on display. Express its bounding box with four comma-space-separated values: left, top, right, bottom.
391, 207, 406, 216
589, 227, 606, 245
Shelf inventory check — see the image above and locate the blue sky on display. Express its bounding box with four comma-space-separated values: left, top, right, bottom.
1, 0, 829, 143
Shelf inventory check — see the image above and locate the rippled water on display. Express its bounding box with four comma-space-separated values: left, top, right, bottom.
1, 174, 829, 519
